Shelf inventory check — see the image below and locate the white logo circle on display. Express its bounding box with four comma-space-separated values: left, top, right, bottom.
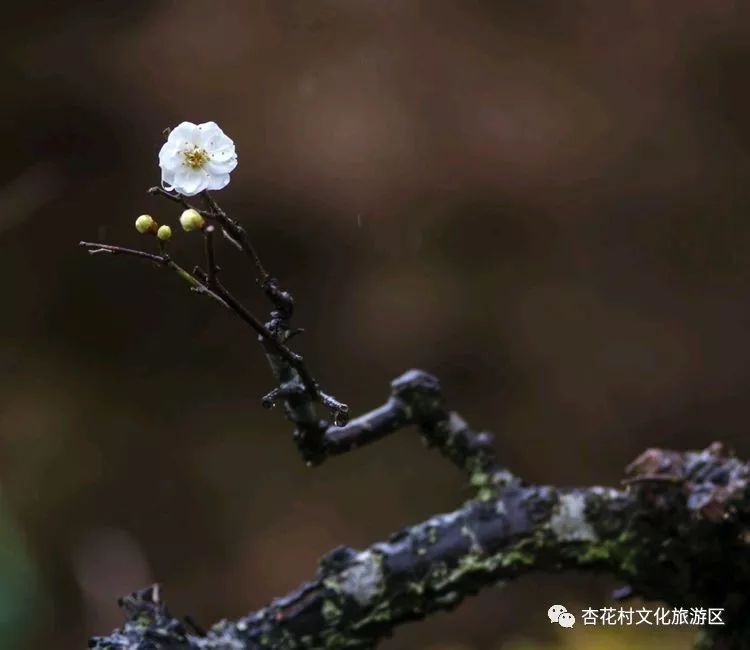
547, 604, 567, 623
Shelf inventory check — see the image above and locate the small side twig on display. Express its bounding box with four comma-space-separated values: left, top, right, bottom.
203, 225, 219, 287
78, 241, 229, 308
201, 190, 269, 283
86, 186, 352, 447
147, 187, 351, 453
80, 239, 317, 397
148, 186, 207, 215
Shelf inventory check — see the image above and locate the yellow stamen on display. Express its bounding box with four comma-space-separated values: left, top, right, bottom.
183, 147, 209, 169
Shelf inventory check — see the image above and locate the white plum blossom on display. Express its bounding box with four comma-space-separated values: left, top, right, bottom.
158, 121, 237, 197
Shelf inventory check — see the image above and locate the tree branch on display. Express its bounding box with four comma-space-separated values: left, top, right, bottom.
82, 180, 750, 649
78, 241, 229, 308
148, 186, 205, 215
147, 188, 351, 443
203, 225, 219, 287
89, 433, 750, 650
201, 189, 269, 282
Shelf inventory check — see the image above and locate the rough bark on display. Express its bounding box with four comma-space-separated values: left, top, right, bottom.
88, 373, 750, 650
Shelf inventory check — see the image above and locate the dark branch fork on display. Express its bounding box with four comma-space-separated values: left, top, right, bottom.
82, 187, 750, 650
84, 188, 499, 469
82, 188, 352, 463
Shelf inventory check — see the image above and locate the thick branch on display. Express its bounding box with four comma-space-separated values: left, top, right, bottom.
320, 370, 502, 486
89, 440, 750, 650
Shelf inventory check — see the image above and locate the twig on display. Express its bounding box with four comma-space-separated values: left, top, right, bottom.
201, 190, 269, 283
320, 370, 501, 483
210, 277, 319, 393
147, 186, 207, 215
203, 225, 218, 287
78, 241, 229, 308
80, 242, 163, 264
84, 188, 349, 429
147, 187, 350, 434
80, 240, 317, 394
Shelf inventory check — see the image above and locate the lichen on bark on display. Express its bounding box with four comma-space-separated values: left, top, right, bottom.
89, 419, 750, 649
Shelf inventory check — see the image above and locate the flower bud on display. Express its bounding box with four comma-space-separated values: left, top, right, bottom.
135, 214, 156, 234
157, 225, 172, 241
179, 208, 205, 232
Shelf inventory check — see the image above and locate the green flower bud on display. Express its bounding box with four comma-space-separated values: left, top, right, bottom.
179, 208, 205, 232
135, 214, 156, 234
157, 225, 172, 241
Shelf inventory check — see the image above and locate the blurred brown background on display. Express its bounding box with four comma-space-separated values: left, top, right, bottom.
1, 1, 749, 648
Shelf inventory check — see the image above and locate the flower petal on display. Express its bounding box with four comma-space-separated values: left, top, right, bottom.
211, 135, 235, 155
208, 139, 234, 156
161, 166, 177, 191
167, 122, 199, 149
206, 156, 237, 175
172, 168, 209, 196
206, 172, 231, 191
196, 122, 229, 149
158, 142, 181, 170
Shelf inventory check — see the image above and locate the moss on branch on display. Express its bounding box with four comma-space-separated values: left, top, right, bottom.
89, 437, 750, 650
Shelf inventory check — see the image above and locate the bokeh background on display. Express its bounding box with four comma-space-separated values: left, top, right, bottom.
2, 1, 750, 647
